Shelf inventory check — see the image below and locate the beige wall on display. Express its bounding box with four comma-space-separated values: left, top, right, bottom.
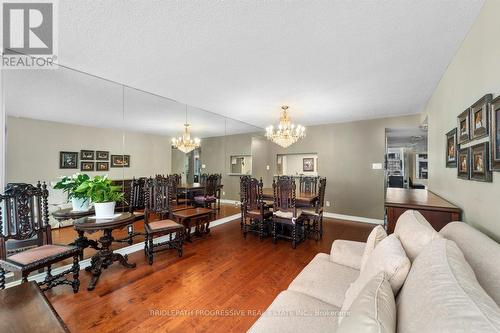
424, 0, 500, 241
200, 133, 252, 201
200, 114, 420, 219
6, 117, 171, 184
260, 115, 420, 219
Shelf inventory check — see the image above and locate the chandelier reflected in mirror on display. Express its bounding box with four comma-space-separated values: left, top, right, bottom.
172, 106, 201, 154
265, 105, 306, 148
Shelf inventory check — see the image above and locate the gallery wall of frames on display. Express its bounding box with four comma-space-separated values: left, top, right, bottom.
445, 93, 500, 182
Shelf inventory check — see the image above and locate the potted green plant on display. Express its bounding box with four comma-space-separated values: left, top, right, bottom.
54, 173, 91, 212
75, 175, 124, 218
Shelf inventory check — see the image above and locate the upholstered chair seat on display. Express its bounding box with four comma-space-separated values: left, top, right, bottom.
194, 195, 216, 203
5, 245, 79, 268
302, 208, 323, 217
274, 210, 303, 221
145, 219, 183, 232
247, 210, 273, 219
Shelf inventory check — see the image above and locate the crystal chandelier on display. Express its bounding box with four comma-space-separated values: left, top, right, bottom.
172, 106, 201, 153
265, 105, 306, 148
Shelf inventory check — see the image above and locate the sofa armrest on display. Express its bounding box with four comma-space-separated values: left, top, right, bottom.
330, 240, 365, 270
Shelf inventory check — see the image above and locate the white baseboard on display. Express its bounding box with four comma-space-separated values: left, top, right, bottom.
323, 212, 384, 225
4, 213, 241, 289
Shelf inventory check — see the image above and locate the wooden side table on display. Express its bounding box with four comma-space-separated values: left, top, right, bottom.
52, 207, 94, 227
172, 208, 213, 242
0, 282, 69, 333
74, 213, 137, 290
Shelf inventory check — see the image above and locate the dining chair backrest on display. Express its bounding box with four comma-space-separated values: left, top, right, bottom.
239, 175, 251, 203
200, 173, 209, 186
272, 177, 296, 214
205, 175, 219, 197
317, 177, 327, 212
242, 178, 263, 213
129, 177, 147, 213
0, 182, 50, 260
144, 178, 171, 220
300, 176, 319, 194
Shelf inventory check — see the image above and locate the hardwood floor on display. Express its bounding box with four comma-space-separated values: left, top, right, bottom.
50, 204, 241, 261
45, 216, 374, 332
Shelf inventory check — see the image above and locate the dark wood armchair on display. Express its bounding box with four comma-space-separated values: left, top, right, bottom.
272, 178, 305, 248
143, 178, 184, 265
194, 174, 218, 212
0, 183, 80, 292
241, 178, 272, 240
302, 177, 326, 240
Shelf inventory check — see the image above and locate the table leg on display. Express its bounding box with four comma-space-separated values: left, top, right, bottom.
72, 230, 100, 260
86, 229, 136, 291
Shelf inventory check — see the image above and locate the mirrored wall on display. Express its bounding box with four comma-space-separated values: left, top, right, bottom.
2, 63, 327, 271
3, 65, 260, 264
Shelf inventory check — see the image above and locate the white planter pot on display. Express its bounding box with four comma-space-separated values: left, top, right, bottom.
71, 197, 90, 212
94, 202, 116, 219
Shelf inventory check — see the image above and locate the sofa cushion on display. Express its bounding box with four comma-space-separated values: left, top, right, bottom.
338, 272, 396, 332
440, 222, 500, 306
397, 238, 500, 333
341, 235, 410, 311
360, 225, 387, 270
247, 290, 339, 333
288, 253, 359, 307
394, 210, 441, 261
330, 240, 365, 270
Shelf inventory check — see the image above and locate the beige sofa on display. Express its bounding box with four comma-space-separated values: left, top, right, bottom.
248, 211, 500, 332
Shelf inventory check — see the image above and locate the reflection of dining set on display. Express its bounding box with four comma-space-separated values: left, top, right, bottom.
240, 176, 327, 249
0, 173, 223, 292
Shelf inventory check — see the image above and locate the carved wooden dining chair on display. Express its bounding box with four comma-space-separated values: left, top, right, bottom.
143, 178, 184, 265
0, 183, 80, 292
272, 178, 305, 248
241, 178, 272, 240
213, 174, 223, 211
116, 177, 147, 245
194, 174, 218, 212
166, 175, 193, 213
239, 175, 251, 230
302, 177, 327, 240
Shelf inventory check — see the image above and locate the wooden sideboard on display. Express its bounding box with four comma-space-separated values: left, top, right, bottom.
385, 188, 462, 233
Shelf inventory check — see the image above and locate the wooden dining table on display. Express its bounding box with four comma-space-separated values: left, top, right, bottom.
262, 188, 319, 206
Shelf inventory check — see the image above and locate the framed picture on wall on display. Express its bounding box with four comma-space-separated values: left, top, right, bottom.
445, 128, 458, 168
470, 142, 492, 182
96, 161, 109, 171
470, 94, 492, 140
457, 148, 470, 180
111, 154, 130, 167
303, 158, 314, 172
81, 161, 95, 172
59, 151, 78, 169
96, 151, 109, 160
490, 95, 500, 171
80, 150, 95, 160
457, 109, 470, 144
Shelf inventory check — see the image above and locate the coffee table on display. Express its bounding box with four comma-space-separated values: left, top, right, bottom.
74, 213, 137, 290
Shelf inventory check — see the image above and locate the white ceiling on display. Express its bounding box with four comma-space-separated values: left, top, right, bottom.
7, 0, 485, 130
